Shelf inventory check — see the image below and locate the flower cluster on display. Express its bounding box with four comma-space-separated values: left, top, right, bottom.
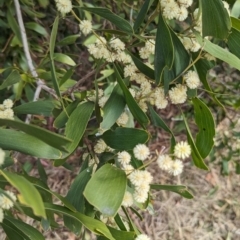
161, 0, 193, 21
55, 0, 72, 15
0, 99, 14, 119
0, 190, 17, 223
157, 141, 191, 176
0, 148, 5, 167
79, 20, 92, 36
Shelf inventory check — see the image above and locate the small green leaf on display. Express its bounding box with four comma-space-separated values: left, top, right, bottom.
0, 170, 46, 218
102, 127, 149, 150
84, 164, 127, 217
25, 22, 48, 37
100, 84, 126, 130
7, 10, 22, 43
199, 0, 231, 39
151, 184, 194, 199
154, 12, 174, 85
196, 35, 240, 71
133, 0, 154, 32
53, 53, 76, 66
108, 226, 135, 240
0, 119, 72, 151
3, 216, 44, 240
50, 16, 59, 58
192, 98, 215, 159
13, 100, 55, 116
227, 27, 240, 58
182, 115, 208, 170
81, 7, 133, 34
113, 64, 149, 128
64, 101, 94, 157
64, 168, 92, 235
0, 70, 21, 90
57, 34, 80, 46
0, 129, 63, 159
44, 203, 115, 240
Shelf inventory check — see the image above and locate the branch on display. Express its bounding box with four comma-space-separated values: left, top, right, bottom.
13, 0, 57, 123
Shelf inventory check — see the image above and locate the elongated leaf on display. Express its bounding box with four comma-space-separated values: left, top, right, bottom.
0, 119, 71, 151
231, 16, 240, 31
84, 164, 127, 217
1, 221, 25, 240
25, 22, 48, 37
149, 106, 176, 149
101, 84, 126, 130
150, 184, 194, 199
133, 0, 154, 32
57, 34, 80, 46
0, 129, 63, 159
0, 170, 46, 218
130, 53, 155, 80
50, 16, 58, 58
81, 7, 133, 34
7, 10, 22, 43
108, 226, 135, 240
113, 65, 149, 128
154, 12, 174, 85
44, 203, 114, 240
200, 0, 231, 39
102, 127, 149, 150
13, 100, 54, 116
192, 98, 215, 159
227, 28, 240, 58
3, 217, 44, 240
54, 53, 76, 66
54, 101, 80, 128
182, 115, 208, 170
196, 35, 240, 71
64, 168, 92, 235
64, 101, 94, 157
0, 70, 21, 90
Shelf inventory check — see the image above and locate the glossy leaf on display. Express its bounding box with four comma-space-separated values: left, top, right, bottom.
13, 100, 55, 116
114, 64, 149, 128
84, 164, 127, 217
133, 0, 154, 32
192, 98, 215, 159
64, 101, 94, 157
53, 53, 76, 66
64, 168, 92, 235
100, 84, 126, 130
0, 119, 71, 151
227, 28, 240, 58
1, 222, 25, 240
57, 34, 80, 46
0, 170, 46, 218
0, 70, 21, 90
7, 10, 22, 43
200, 0, 231, 39
151, 184, 194, 199
44, 203, 115, 240
25, 22, 48, 37
81, 7, 133, 34
154, 12, 174, 85
108, 227, 135, 240
102, 127, 149, 150
182, 115, 208, 170
0, 129, 63, 159
49, 16, 58, 58
196, 35, 240, 71
3, 217, 44, 240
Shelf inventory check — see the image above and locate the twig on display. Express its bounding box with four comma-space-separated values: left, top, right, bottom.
13, 0, 57, 123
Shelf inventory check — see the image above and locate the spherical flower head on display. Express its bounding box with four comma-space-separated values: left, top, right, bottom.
129, 170, 145, 186
0, 208, 3, 223
94, 139, 107, 154
133, 189, 148, 203
55, 0, 72, 15
99, 96, 109, 108
141, 170, 153, 184
184, 70, 201, 89
95, 37, 107, 47
139, 47, 151, 59
0, 191, 17, 210
154, 88, 168, 109
122, 164, 134, 175
79, 20, 92, 36
161, 0, 175, 8
87, 44, 98, 55
3, 109, 14, 119
168, 159, 184, 176
135, 182, 150, 193
163, 1, 180, 20
157, 154, 173, 171
169, 84, 187, 104
190, 40, 201, 52
133, 144, 150, 161
0, 148, 5, 166
176, 6, 188, 21
117, 151, 131, 165
140, 81, 152, 95
116, 112, 129, 126
122, 191, 134, 207
174, 141, 191, 159
135, 234, 151, 240
138, 100, 148, 113
110, 38, 125, 51
177, 0, 193, 7
3, 99, 13, 109
118, 52, 132, 64
124, 64, 137, 78
145, 40, 155, 55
